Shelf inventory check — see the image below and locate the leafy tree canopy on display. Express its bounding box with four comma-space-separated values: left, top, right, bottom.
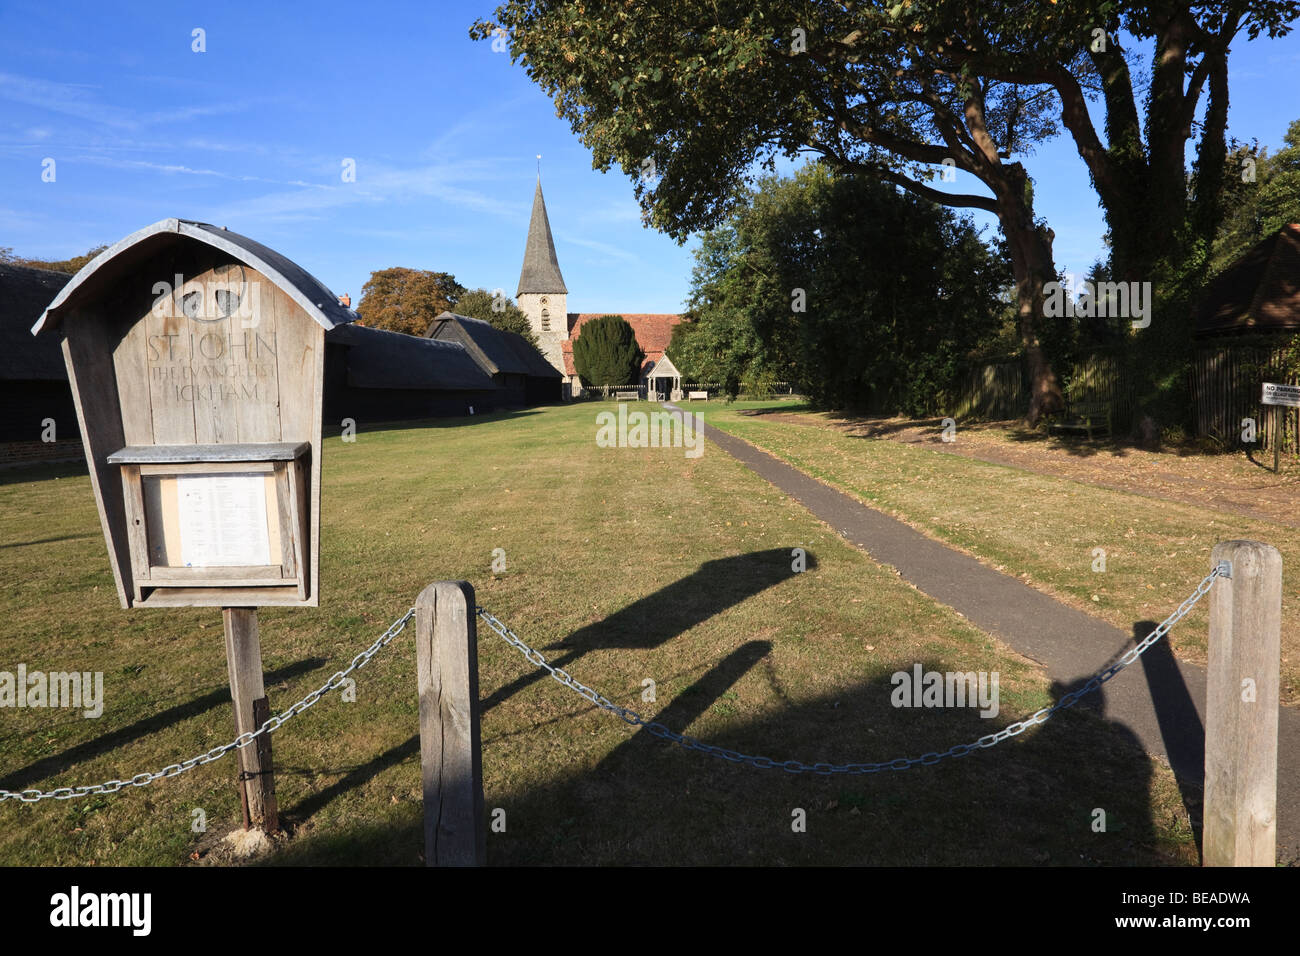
0, 245, 108, 273
572, 314, 645, 386
681, 161, 1009, 412
475, 0, 1299, 425
357, 267, 464, 336
1211, 119, 1300, 273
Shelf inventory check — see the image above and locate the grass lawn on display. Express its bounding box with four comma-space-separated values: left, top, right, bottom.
1, 403, 1197, 865
704, 399, 1300, 704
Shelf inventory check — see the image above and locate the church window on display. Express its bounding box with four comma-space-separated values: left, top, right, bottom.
541, 309, 550, 331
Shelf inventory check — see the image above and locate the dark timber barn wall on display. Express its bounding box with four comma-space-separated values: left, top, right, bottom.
324, 322, 501, 426
0, 263, 81, 464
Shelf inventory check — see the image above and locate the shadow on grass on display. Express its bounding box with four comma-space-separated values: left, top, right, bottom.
0, 459, 88, 487
1134, 618, 1206, 855
0, 533, 97, 549
275, 549, 808, 833
1243, 447, 1293, 471
736, 403, 816, 418
999, 425, 1127, 458
270, 645, 1193, 866
482, 548, 811, 714
0, 657, 329, 793
321, 407, 547, 440
777, 410, 1145, 461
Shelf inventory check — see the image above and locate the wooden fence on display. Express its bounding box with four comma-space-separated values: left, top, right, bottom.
577, 384, 644, 400
946, 360, 1028, 421
575, 383, 802, 401
949, 344, 1297, 453
1193, 343, 1299, 453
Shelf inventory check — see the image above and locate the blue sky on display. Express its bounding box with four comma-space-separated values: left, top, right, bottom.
2, 2, 1298, 314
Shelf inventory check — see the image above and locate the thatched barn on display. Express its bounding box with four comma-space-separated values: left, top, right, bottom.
0, 263, 79, 463
426, 311, 563, 406
323, 322, 501, 425
1197, 223, 1300, 338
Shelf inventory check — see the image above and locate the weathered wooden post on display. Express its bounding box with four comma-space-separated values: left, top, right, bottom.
32, 218, 358, 834
1203, 540, 1282, 867
416, 581, 485, 866
224, 608, 278, 832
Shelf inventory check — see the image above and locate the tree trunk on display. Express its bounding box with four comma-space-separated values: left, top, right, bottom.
998, 181, 1065, 425
1014, 261, 1065, 425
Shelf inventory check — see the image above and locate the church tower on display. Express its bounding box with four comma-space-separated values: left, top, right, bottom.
516, 177, 568, 375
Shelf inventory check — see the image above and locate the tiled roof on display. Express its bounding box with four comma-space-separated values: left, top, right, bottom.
1197, 224, 1300, 335
427, 311, 561, 379
562, 312, 682, 376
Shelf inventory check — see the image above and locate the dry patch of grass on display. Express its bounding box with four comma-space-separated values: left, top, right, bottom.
0, 405, 1197, 865
707, 400, 1300, 704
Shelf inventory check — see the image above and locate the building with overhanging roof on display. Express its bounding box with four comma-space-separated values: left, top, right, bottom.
426, 310, 563, 405
1197, 223, 1300, 337
1, 219, 561, 467
0, 262, 80, 462
562, 312, 683, 396
324, 322, 501, 423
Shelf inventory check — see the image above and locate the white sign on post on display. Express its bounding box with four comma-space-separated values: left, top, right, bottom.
1262, 382, 1300, 408
178, 474, 271, 567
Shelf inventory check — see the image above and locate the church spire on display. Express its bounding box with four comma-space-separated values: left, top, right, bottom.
516, 177, 568, 296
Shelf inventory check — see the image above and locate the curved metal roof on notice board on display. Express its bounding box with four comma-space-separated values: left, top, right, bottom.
31, 217, 359, 335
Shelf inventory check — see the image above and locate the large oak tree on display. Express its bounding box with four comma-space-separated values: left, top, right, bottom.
474, 0, 1298, 425
357, 267, 463, 336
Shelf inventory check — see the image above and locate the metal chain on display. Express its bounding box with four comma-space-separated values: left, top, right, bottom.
477, 563, 1227, 775
0, 608, 417, 804
1, 562, 1227, 802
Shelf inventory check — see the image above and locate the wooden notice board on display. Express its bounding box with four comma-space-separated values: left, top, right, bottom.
32, 218, 351, 609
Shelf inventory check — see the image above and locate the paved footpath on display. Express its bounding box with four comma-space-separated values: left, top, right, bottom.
665, 404, 1299, 863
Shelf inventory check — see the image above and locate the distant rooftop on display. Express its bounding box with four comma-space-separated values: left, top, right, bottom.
1197, 223, 1300, 336
0, 263, 72, 381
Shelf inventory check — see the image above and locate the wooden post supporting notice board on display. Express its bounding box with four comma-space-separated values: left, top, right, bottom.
415, 581, 485, 866
1203, 541, 1282, 866
223, 608, 279, 833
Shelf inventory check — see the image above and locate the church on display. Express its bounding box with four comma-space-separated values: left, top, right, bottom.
514, 178, 684, 400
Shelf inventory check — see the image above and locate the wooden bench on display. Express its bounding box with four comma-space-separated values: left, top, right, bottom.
615, 390, 639, 401
1049, 399, 1112, 440
687, 390, 708, 401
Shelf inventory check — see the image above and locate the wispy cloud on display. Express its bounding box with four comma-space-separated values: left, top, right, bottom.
202, 156, 527, 225
418, 91, 538, 160
575, 200, 643, 226
69, 152, 334, 189
559, 233, 642, 264
0, 71, 253, 131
